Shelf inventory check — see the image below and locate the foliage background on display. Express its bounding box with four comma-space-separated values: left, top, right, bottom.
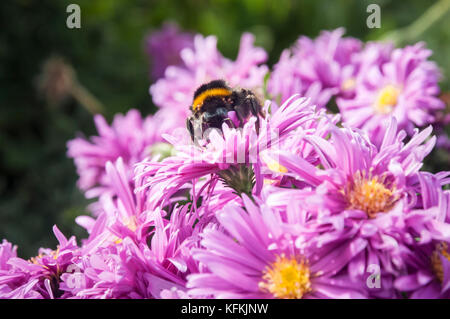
0, 0, 449, 257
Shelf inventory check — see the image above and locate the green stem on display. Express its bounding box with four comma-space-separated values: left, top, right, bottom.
381, 0, 450, 45
70, 82, 105, 115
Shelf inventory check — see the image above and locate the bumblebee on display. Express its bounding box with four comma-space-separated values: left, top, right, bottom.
186, 80, 264, 141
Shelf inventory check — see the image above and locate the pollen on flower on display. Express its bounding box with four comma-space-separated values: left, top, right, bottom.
263, 178, 278, 185
259, 254, 311, 299
53, 247, 60, 260
374, 85, 400, 114
263, 157, 288, 173
341, 77, 356, 92
112, 218, 137, 245
29, 246, 60, 264
29, 254, 45, 265
431, 242, 450, 283
267, 161, 288, 173
345, 172, 398, 218
124, 217, 138, 232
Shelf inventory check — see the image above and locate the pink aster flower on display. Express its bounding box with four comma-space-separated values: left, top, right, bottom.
268, 118, 437, 211
337, 42, 445, 146
67, 109, 166, 198
268, 28, 362, 108
136, 96, 331, 209
136, 117, 261, 210
59, 237, 174, 299
395, 241, 450, 298
74, 157, 155, 248
150, 33, 268, 126
61, 203, 207, 299
434, 94, 450, 153
0, 240, 17, 271
394, 173, 450, 298
338, 41, 393, 98
186, 195, 368, 299
264, 119, 449, 298
0, 226, 80, 299
145, 22, 194, 81
62, 157, 209, 298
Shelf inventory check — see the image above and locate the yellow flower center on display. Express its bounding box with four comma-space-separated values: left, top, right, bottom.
374, 85, 400, 114
259, 254, 311, 299
431, 242, 450, 283
345, 172, 397, 218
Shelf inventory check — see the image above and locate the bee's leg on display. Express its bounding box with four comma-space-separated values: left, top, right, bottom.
223, 117, 235, 129
237, 91, 263, 134
234, 106, 246, 127
244, 91, 264, 117
249, 95, 264, 134
253, 113, 261, 135
186, 117, 195, 142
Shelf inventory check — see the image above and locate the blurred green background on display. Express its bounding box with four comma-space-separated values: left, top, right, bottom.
1, 0, 449, 257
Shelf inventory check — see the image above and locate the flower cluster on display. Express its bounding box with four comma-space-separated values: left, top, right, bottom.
269, 28, 445, 146
2, 27, 449, 299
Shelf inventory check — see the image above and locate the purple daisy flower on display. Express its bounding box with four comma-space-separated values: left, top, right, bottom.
61, 204, 207, 299
434, 93, 450, 154
263, 119, 448, 297
0, 226, 80, 299
74, 157, 155, 247
0, 240, 17, 271
338, 41, 393, 98
59, 238, 161, 299
136, 96, 330, 209
186, 195, 368, 299
268, 28, 362, 108
395, 241, 450, 298
61, 158, 209, 298
337, 42, 445, 146
145, 22, 194, 81
67, 109, 166, 198
268, 118, 438, 214
394, 173, 450, 298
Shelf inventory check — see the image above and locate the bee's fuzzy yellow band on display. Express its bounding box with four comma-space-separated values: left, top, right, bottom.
192, 88, 232, 111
